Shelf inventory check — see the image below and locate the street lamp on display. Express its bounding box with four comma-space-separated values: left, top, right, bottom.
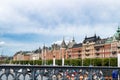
82, 52, 83, 66
53, 55, 55, 66
117, 41, 120, 67
109, 54, 111, 67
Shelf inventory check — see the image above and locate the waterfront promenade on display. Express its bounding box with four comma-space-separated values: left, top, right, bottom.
0, 64, 119, 80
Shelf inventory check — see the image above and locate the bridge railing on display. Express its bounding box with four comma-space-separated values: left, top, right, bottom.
0, 65, 119, 80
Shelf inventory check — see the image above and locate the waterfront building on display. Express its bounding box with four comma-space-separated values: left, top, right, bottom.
13, 51, 32, 61
30, 48, 42, 60
13, 27, 120, 61
94, 38, 106, 58
82, 34, 100, 59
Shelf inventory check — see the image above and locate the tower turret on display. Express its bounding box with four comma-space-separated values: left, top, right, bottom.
61, 37, 67, 48
114, 26, 120, 40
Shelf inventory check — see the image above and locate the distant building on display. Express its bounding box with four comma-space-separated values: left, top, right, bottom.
0, 55, 10, 61
30, 48, 42, 60
13, 51, 32, 61
13, 27, 120, 61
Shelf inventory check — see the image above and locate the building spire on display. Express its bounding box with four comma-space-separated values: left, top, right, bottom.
117, 26, 120, 32
85, 35, 87, 39
72, 36, 75, 42
118, 25, 120, 29
43, 43, 46, 50
94, 33, 96, 37
61, 37, 67, 48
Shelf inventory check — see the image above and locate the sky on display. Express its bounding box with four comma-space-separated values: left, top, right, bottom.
0, 0, 120, 56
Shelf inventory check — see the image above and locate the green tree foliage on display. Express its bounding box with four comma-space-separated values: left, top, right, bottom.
93, 58, 102, 66
11, 58, 117, 66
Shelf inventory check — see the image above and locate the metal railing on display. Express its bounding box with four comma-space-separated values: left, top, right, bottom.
0, 65, 119, 80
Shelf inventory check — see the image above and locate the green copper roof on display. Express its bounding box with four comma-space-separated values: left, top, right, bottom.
105, 37, 113, 43
114, 26, 120, 40
105, 26, 120, 43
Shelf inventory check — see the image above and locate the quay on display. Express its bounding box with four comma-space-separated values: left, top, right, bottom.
0, 65, 119, 80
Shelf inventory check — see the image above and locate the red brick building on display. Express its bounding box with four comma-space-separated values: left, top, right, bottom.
13, 27, 120, 61
41, 27, 120, 60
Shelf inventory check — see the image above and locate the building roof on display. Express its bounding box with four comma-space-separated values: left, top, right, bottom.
61, 38, 67, 48
105, 27, 120, 44
114, 26, 120, 40
34, 48, 42, 53
72, 43, 82, 48
68, 37, 76, 48
105, 37, 113, 43
95, 38, 107, 45
83, 34, 100, 43
52, 43, 60, 50
14, 51, 32, 56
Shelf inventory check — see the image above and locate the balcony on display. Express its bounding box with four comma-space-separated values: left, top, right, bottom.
95, 48, 100, 51
112, 51, 117, 55
95, 52, 100, 56
85, 52, 90, 56
85, 49, 90, 52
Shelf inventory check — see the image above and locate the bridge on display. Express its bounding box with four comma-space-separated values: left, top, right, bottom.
0, 65, 119, 80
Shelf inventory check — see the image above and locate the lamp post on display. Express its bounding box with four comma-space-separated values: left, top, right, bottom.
53, 55, 55, 66
45, 48, 46, 65
42, 49, 43, 65
117, 41, 120, 67
82, 52, 83, 66
109, 54, 111, 67
109, 44, 112, 67
62, 57, 64, 66
102, 46, 105, 66
33, 57, 35, 65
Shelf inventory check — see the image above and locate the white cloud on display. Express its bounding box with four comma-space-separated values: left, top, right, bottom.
0, 22, 117, 37
2, 40, 43, 56
0, 0, 120, 55
0, 0, 119, 36
0, 41, 5, 46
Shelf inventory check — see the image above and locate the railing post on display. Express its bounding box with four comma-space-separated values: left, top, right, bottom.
14, 69, 19, 80
40, 70, 43, 80
5, 69, 10, 80
22, 69, 26, 80
48, 69, 53, 80
88, 68, 93, 80
32, 68, 36, 80
75, 69, 80, 80
62, 69, 66, 80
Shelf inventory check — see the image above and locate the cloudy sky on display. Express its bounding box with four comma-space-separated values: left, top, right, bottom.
0, 0, 120, 56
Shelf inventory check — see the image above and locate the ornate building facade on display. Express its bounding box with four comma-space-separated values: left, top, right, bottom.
13, 27, 120, 61
44, 27, 120, 60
